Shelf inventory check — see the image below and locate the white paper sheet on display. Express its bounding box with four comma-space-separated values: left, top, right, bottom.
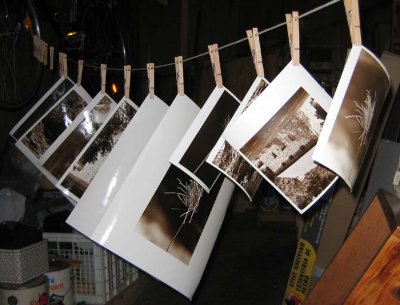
68, 94, 235, 298
10, 77, 75, 140
66, 95, 168, 233
223, 62, 337, 214
206, 77, 268, 200
169, 87, 240, 192
56, 98, 139, 202
313, 45, 390, 189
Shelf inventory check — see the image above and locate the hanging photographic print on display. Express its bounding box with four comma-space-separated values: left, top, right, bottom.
206, 77, 268, 200
57, 98, 139, 201
16, 85, 92, 161
10, 77, 75, 140
135, 164, 223, 265
313, 45, 390, 189
169, 87, 240, 192
223, 63, 337, 214
40, 92, 117, 183
66, 95, 168, 233
68, 94, 235, 299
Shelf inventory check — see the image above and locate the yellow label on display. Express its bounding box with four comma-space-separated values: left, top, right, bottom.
283, 238, 316, 304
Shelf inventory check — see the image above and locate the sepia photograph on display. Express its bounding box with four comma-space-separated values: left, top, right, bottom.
274, 148, 337, 212
43, 95, 116, 180
60, 100, 137, 199
11, 78, 75, 139
313, 45, 391, 188
21, 89, 88, 158
211, 140, 263, 199
237, 87, 335, 212
241, 87, 326, 180
176, 89, 240, 190
135, 165, 224, 265
242, 78, 268, 111
208, 77, 268, 200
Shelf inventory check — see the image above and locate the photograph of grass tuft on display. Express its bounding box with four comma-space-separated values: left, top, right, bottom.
313, 46, 391, 189
135, 165, 224, 265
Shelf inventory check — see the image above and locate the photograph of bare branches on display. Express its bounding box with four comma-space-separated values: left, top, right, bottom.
43, 95, 116, 180
313, 47, 390, 188
239, 87, 336, 210
212, 141, 262, 199
21, 90, 88, 158
135, 165, 224, 265
209, 78, 268, 200
178, 91, 239, 190
12, 78, 74, 139
242, 78, 268, 111
60, 100, 137, 199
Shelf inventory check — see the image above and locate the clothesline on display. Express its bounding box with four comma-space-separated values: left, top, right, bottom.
66, 0, 342, 72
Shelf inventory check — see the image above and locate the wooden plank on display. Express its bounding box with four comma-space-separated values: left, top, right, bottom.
304, 191, 399, 305
343, 227, 400, 305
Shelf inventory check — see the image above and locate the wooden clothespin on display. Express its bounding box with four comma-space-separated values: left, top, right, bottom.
37, 38, 42, 63
49, 47, 54, 70
32, 35, 37, 59
77, 60, 84, 86
43, 42, 48, 66
33, 35, 40, 61
124, 65, 131, 99
58, 52, 68, 77
285, 11, 300, 66
208, 44, 223, 88
343, 0, 362, 46
49, 46, 54, 70
246, 27, 264, 77
101, 64, 107, 94
63, 53, 68, 77
41, 39, 46, 64
36, 38, 43, 63
147, 63, 155, 99
58, 52, 63, 76
36, 37, 43, 63
175, 56, 184, 96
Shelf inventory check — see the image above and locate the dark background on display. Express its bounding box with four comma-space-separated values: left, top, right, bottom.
0, 1, 397, 304
1, 0, 395, 155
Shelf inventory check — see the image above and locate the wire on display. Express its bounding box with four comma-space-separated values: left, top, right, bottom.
61, 0, 342, 72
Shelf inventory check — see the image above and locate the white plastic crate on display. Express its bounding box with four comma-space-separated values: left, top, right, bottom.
43, 232, 139, 305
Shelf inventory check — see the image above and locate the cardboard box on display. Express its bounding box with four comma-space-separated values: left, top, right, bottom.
282, 189, 334, 304
358, 139, 400, 216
